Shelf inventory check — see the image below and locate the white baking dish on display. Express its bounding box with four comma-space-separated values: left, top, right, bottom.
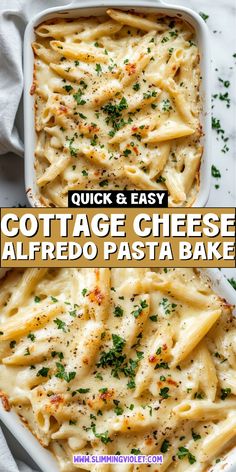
23, 0, 211, 208
0, 268, 235, 472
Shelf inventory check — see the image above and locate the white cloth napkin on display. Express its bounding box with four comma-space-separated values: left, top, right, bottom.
0, 427, 38, 472
0, 0, 72, 156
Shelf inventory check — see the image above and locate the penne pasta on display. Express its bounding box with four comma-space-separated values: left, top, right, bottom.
32, 10, 202, 207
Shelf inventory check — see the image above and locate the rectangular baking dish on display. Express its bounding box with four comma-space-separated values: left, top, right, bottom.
23, 0, 212, 208
0, 267, 235, 472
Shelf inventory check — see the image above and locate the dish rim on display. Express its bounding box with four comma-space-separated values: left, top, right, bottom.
23, 0, 212, 208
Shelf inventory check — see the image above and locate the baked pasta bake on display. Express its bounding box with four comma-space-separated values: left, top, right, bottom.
0, 268, 235, 471
32, 10, 202, 207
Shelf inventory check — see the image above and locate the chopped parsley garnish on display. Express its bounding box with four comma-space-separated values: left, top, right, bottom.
73, 88, 86, 105
211, 165, 221, 178
69, 420, 77, 425
102, 97, 128, 132
95, 372, 103, 380
228, 278, 236, 290
191, 429, 201, 441
55, 363, 76, 383
169, 30, 178, 37
24, 347, 30, 356
143, 90, 157, 99
212, 117, 222, 131
127, 378, 136, 389
133, 83, 140, 91
99, 387, 108, 393
10, 340, 16, 349
136, 351, 144, 360
123, 149, 132, 157
149, 315, 158, 322
51, 351, 64, 360
155, 362, 169, 370
95, 63, 102, 75
79, 112, 87, 119
66, 137, 78, 157
54, 318, 67, 333
113, 306, 124, 317
162, 99, 172, 112
97, 335, 141, 389
194, 392, 205, 399
51, 296, 58, 302
99, 180, 108, 187
113, 400, 123, 416
159, 298, 177, 315
131, 448, 141, 455
92, 427, 112, 444
218, 78, 230, 88
82, 288, 87, 297
27, 333, 36, 342
82, 170, 88, 177
131, 299, 148, 318
161, 36, 169, 43
34, 296, 41, 303
177, 447, 196, 464
217, 92, 230, 108
37, 367, 49, 378
159, 387, 170, 399
77, 388, 90, 394
156, 175, 166, 183
221, 388, 231, 400
199, 12, 209, 21
161, 439, 170, 453
63, 85, 73, 92
97, 334, 126, 377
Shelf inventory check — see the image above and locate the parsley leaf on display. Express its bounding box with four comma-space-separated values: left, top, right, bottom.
161, 439, 170, 453
211, 165, 221, 178
177, 447, 196, 464
37, 367, 49, 378
131, 300, 148, 318
55, 363, 76, 383
199, 11, 209, 21
63, 85, 73, 92
221, 388, 231, 400
54, 318, 67, 333
113, 306, 124, 317
159, 387, 170, 399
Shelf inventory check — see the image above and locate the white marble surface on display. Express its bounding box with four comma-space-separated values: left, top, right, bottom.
0, 0, 235, 471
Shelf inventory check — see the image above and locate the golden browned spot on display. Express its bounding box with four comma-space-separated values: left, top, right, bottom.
125, 63, 136, 75
89, 287, 104, 305
99, 389, 114, 401
59, 105, 68, 113
148, 355, 157, 363
0, 390, 11, 412
50, 394, 64, 407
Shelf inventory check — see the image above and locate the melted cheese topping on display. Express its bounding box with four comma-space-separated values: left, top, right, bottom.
33, 10, 202, 207
0, 268, 235, 472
